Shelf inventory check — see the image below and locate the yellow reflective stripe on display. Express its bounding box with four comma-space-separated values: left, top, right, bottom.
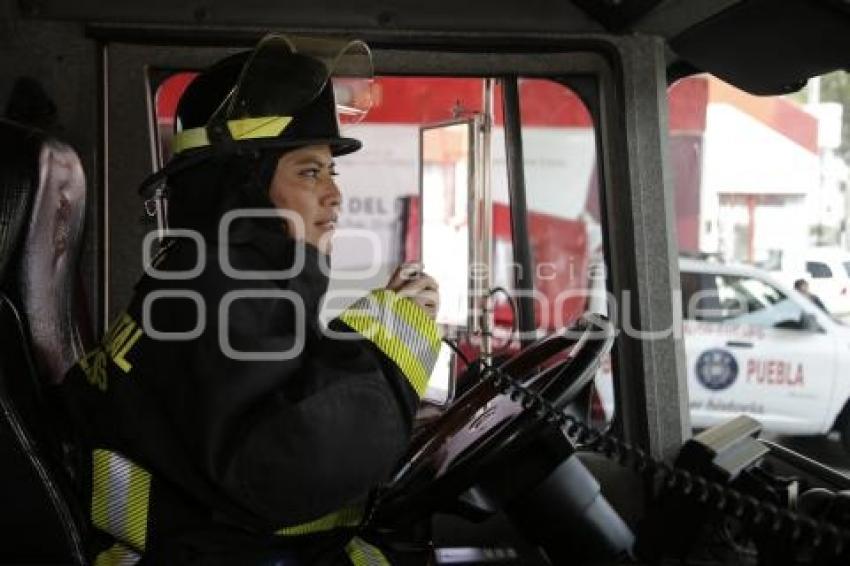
275, 505, 363, 536
345, 537, 391, 566
227, 116, 292, 140
91, 450, 110, 535
172, 127, 208, 154
340, 311, 430, 396
172, 116, 292, 154
339, 290, 441, 397
126, 462, 151, 551
372, 290, 441, 350
91, 449, 151, 553
94, 542, 140, 566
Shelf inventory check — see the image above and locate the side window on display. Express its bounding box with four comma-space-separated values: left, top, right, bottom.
680, 271, 705, 320
715, 274, 803, 328
806, 261, 833, 278
517, 78, 600, 332
683, 271, 803, 327
681, 271, 723, 321
331, 77, 488, 298
153, 74, 490, 306
667, 72, 848, 271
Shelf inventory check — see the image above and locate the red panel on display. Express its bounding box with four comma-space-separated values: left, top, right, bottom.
492, 203, 588, 330
518, 79, 593, 128
402, 195, 421, 263
492, 201, 512, 236
155, 72, 196, 123
773, 97, 818, 153
365, 77, 488, 124
669, 134, 704, 252
366, 77, 595, 127
156, 75, 596, 128
708, 78, 818, 153
668, 76, 708, 132
528, 211, 588, 329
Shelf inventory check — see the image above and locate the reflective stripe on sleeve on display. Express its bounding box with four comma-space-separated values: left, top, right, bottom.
339, 290, 440, 397
372, 290, 441, 350
94, 542, 141, 566
92, 449, 152, 553
345, 536, 391, 566
275, 505, 363, 536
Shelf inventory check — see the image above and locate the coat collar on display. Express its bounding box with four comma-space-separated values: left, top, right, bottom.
225, 216, 330, 319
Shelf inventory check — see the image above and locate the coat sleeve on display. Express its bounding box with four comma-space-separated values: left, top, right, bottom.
178, 278, 441, 530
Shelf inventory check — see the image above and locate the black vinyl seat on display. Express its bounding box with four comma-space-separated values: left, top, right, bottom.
0, 118, 91, 564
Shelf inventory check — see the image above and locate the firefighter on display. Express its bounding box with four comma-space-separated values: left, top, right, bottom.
61, 35, 440, 565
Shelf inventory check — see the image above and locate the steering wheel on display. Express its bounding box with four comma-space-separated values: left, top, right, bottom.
374, 312, 615, 527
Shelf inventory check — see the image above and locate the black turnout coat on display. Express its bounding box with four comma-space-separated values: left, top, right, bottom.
61, 218, 440, 565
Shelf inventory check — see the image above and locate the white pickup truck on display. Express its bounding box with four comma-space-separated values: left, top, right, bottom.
595, 258, 850, 453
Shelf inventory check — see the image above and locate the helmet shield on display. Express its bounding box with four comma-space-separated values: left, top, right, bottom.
209, 34, 373, 129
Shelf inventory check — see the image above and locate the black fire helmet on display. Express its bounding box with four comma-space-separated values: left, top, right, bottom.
139, 34, 371, 197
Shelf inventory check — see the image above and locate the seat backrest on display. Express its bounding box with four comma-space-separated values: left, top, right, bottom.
0, 118, 90, 564
8, 122, 91, 382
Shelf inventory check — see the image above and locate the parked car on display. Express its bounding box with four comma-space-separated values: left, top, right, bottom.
800, 247, 850, 317
771, 246, 850, 317
596, 258, 850, 452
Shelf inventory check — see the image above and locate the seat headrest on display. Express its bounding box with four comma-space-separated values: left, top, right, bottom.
0, 118, 88, 383
0, 119, 45, 283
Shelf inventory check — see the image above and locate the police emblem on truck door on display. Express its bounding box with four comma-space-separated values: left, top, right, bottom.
695, 349, 739, 391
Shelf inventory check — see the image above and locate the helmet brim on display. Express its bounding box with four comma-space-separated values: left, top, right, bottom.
138, 135, 362, 197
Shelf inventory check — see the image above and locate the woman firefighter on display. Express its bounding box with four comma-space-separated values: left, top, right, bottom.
62, 35, 440, 565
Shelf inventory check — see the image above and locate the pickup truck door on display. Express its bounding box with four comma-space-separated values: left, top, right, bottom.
683, 271, 836, 435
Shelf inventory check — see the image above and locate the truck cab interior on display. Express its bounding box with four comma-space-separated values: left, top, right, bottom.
2, 0, 850, 564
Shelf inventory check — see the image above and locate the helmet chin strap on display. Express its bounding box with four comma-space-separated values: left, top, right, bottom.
144, 183, 170, 244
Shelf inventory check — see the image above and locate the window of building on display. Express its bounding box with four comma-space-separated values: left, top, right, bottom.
806, 261, 833, 278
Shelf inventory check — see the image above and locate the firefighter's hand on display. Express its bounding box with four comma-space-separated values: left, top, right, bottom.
413, 400, 446, 438
386, 263, 440, 320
